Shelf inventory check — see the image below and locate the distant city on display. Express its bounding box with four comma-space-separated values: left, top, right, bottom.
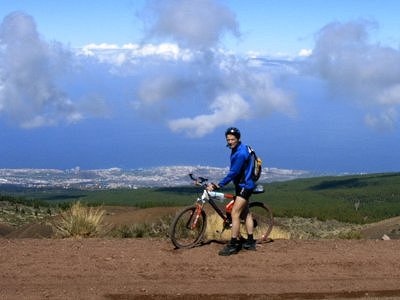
0, 166, 318, 190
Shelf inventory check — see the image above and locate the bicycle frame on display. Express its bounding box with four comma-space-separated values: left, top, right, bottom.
192, 187, 235, 229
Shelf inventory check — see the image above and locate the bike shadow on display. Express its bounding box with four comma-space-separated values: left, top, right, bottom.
198, 237, 275, 247
172, 238, 274, 250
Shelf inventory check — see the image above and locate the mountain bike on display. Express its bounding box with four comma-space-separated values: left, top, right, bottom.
170, 174, 274, 249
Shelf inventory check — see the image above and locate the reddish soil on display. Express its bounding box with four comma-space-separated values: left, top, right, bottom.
1, 238, 400, 300
2, 206, 400, 299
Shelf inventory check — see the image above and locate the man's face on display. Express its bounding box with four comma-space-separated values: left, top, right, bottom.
226, 134, 239, 149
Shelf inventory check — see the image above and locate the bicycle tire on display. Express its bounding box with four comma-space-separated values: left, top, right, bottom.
170, 206, 207, 249
245, 201, 274, 242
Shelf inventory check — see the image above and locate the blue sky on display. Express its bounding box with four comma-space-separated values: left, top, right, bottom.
1, 0, 400, 173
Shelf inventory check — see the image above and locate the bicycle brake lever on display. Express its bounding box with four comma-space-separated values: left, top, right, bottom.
193, 180, 201, 186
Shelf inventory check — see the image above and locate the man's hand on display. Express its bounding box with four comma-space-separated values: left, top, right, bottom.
206, 183, 219, 191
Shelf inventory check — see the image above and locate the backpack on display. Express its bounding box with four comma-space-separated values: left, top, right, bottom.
247, 146, 262, 182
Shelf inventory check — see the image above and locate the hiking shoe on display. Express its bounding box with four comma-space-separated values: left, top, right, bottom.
242, 239, 256, 251
218, 242, 241, 256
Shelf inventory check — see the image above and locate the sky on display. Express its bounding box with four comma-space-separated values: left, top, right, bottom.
0, 0, 400, 174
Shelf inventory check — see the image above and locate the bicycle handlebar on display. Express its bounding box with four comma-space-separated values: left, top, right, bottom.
189, 174, 233, 202
189, 173, 209, 186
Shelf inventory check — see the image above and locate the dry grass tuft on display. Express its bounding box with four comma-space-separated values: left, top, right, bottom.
53, 202, 105, 238
205, 213, 231, 241
274, 217, 363, 240
269, 227, 291, 240
205, 212, 280, 241
204, 213, 361, 241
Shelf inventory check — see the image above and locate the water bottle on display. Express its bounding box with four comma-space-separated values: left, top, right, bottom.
208, 191, 225, 201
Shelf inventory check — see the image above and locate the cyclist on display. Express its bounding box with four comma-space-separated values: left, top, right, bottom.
207, 127, 256, 256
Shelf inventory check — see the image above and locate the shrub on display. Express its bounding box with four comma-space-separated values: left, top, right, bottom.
110, 215, 173, 238
53, 201, 105, 238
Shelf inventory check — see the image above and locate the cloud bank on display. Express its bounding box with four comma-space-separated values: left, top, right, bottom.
133, 0, 295, 136
0, 12, 81, 128
1, 1, 400, 136
307, 20, 400, 130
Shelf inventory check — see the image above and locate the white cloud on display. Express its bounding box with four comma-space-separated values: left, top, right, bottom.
121, 43, 140, 50
169, 93, 250, 137
0, 11, 81, 128
140, 0, 240, 49
79, 42, 193, 64
365, 108, 398, 131
378, 84, 400, 105
238, 71, 295, 117
306, 20, 400, 130
137, 74, 185, 105
298, 49, 312, 57
80, 43, 119, 56
309, 20, 400, 100
84, 43, 119, 50
126, 47, 296, 134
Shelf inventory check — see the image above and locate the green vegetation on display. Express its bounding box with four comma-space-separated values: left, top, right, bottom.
2, 172, 400, 225
0, 194, 55, 226
263, 172, 400, 224
1, 187, 196, 208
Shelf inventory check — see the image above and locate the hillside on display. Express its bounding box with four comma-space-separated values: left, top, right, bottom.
1, 172, 400, 239
264, 172, 400, 224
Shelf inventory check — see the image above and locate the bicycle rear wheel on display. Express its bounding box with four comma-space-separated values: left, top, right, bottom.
170, 205, 207, 249
245, 201, 274, 242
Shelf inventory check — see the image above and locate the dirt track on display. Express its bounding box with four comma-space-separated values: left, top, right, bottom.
1, 238, 400, 299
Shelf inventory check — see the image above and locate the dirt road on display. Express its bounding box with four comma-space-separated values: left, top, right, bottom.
1, 238, 400, 299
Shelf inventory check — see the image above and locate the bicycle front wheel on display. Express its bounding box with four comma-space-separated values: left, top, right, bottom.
248, 201, 274, 242
170, 205, 207, 249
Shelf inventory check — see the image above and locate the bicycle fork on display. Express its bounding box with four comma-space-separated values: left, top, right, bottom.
187, 203, 203, 230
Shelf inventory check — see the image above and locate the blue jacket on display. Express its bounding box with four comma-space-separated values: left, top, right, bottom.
218, 142, 255, 190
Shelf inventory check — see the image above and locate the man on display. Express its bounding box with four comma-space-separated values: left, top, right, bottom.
207, 127, 256, 256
